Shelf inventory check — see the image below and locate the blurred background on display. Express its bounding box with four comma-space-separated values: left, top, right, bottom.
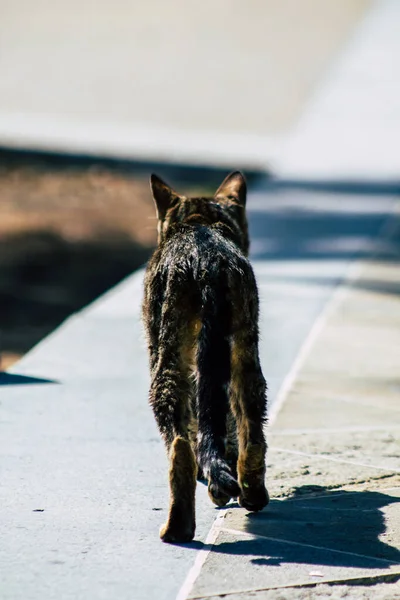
0, 0, 397, 369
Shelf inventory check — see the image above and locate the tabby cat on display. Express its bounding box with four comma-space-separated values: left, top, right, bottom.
142, 171, 269, 543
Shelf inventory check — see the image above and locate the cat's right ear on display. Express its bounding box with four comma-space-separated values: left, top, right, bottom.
215, 171, 247, 206
150, 174, 179, 220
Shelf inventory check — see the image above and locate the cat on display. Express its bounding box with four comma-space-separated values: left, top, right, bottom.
142, 171, 269, 543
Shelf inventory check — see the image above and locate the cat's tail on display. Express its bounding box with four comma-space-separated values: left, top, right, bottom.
196, 278, 240, 503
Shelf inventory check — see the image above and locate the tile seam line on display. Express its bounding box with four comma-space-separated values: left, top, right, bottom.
187, 572, 400, 600
277, 486, 400, 503
175, 510, 229, 600
175, 198, 399, 600
270, 446, 400, 474
268, 196, 399, 428
220, 527, 397, 566
267, 261, 363, 427
270, 425, 400, 434
293, 396, 400, 413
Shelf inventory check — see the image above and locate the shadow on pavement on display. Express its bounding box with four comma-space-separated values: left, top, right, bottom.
248, 204, 399, 263
264, 178, 400, 196
211, 486, 400, 570
0, 230, 152, 356
263, 272, 400, 298
0, 372, 57, 385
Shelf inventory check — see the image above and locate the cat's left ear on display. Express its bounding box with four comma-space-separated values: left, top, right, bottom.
215, 171, 247, 205
150, 174, 180, 219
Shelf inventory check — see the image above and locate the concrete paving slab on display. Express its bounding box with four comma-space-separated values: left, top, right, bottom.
189, 526, 397, 599
270, 394, 398, 433
270, 431, 400, 474
7, 313, 146, 381
286, 386, 400, 418
265, 447, 398, 501
202, 580, 400, 600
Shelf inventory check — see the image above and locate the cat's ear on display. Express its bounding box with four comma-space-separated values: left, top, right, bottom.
215, 171, 247, 205
150, 174, 179, 219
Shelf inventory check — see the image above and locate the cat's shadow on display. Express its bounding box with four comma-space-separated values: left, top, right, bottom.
185, 486, 400, 570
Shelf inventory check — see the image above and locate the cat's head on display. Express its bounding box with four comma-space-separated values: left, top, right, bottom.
150, 171, 249, 255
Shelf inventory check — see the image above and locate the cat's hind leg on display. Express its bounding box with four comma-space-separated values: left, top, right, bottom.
196, 297, 240, 507
230, 310, 269, 512
159, 435, 197, 543
148, 311, 198, 543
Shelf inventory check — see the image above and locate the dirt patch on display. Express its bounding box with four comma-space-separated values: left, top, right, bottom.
0, 152, 160, 367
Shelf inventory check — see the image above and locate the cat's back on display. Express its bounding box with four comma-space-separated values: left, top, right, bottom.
146, 222, 250, 289
144, 172, 255, 323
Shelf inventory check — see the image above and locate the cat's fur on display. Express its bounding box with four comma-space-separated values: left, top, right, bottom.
142, 172, 269, 543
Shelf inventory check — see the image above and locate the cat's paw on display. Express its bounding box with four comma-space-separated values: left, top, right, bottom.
237, 443, 268, 511
208, 482, 232, 507
159, 522, 195, 544
159, 502, 195, 543
238, 483, 269, 512
208, 458, 240, 507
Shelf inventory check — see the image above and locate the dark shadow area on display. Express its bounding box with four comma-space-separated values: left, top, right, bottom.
248, 202, 400, 263
0, 372, 57, 385
0, 230, 151, 355
264, 273, 400, 298
263, 177, 400, 196
174, 540, 208, 551
210, 486, 400, 570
